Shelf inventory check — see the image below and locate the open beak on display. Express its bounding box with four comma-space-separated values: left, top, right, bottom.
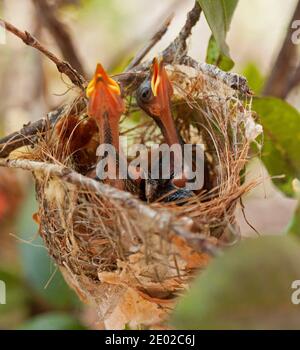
149, 57, 180, 149
151, 57, 173, 110
86, 63, 124, 120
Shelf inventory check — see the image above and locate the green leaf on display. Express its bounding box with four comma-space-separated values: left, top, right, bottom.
287, 179, 300, 237
171, 236, 300, 330
288, 202, 300, 237
242, 62, 265, 95
0, 267, 30, 329
199, 0, 238, 59
18, 312, 85, 330
206, 35, 234, 71
252, 97, 300, 196
17, 185, 79, 309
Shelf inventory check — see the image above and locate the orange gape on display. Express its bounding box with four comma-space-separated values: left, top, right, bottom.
150, 58, 179, 148
86, 64, 125, 190
86, 63, 124, 124
151, 57, 174, 111
151, 58, 186, 184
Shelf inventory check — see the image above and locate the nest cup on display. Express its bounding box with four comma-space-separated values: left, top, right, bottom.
30, 63, 260, 329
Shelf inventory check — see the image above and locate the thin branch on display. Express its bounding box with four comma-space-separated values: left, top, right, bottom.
263, 0, 300, 98
125, 13, 174, 72
114, 57, 250, 96
2, 19, 86, 90
32, 0, 86, 77
0, 97, 87, 158
182, 56, 251, 95
239, 198, 260, 236
162, 1, 202, 63
116, 1, 202, 88
0, 158, 219, 256
109, 0, 182, 71
0, 106, 65, 158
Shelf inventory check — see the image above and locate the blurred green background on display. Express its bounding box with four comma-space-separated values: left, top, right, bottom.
0, 0, 300, 329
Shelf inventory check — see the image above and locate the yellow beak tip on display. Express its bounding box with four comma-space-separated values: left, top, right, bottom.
86, 64, 121, 98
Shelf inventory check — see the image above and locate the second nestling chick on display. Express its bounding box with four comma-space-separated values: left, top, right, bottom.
136, 58, 195, 203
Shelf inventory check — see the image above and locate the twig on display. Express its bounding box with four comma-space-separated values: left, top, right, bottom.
162, 1, 202, 63
263, 0, 300, 98
182, 56, 251, 94
0, 106, 66, 158
239, 198, 260, 236
109, 0, 182, 71
0, 158, 220, 256
32, 0, 85, 77
116, 1, 202, 88
0, 96, 87, 158
114, 57, 251, 96
2, 19, 86, 90
125, 13, 174, 71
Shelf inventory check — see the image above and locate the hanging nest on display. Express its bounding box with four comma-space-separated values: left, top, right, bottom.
1, 61, 261, 329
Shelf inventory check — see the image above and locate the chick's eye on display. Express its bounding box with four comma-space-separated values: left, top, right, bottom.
140, 86, 152, 102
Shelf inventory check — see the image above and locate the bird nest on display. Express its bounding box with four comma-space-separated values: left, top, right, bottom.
10, 63, 261, 329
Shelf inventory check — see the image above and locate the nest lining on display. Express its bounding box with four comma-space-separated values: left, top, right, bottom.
15, 63, 261, 329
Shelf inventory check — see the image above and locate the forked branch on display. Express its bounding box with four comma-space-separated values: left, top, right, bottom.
163, 1, 202, 63
125, 13, 174, 71
0, 107, 66, 158
32, 0, 86, 77
2, 19, 86, 89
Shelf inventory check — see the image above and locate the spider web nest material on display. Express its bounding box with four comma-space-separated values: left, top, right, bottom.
9, 63, 261, 329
